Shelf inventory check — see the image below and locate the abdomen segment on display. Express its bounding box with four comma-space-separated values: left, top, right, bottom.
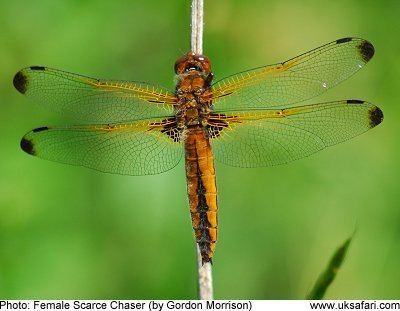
184, 126, 218, 263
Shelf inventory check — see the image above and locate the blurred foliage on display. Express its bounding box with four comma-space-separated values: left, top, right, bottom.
307, 236, 353, 299
0, 0, 399, 299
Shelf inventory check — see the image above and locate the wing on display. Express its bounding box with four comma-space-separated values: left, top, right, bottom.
13, 66, 177, 123
208, 100, 383, 167
212, 38, 375, 111
20, 118, 183, 175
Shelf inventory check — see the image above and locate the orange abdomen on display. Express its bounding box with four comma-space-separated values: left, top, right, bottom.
184, 125, 218, 263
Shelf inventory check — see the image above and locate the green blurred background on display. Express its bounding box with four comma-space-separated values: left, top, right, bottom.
0, 0, 398, 299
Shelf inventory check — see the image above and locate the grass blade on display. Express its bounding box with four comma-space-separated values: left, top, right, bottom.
307, 236, 353, 299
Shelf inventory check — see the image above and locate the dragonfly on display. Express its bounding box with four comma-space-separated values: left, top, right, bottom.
14, 37, 383, 264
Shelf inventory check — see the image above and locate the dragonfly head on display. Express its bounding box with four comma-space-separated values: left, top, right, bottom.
174, 52, 212, 75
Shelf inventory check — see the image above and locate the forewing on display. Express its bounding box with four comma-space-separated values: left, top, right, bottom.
212, 38, 374, 111
20, 118, 183, 175
13, 67, 177, 123
209, 100, 383, 167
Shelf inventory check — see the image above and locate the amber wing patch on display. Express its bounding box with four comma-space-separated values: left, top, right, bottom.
212, 38, 375, 112
20, 118, 183, 175
210, 100, 383, 167
13, 66, 177, 123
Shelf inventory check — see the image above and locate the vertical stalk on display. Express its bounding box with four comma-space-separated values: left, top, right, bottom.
191, 0, 204, 55
190, 0, 213, 300
197, 245, 213, 300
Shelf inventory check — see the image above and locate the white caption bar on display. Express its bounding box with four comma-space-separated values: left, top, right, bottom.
0, 300, 399, 311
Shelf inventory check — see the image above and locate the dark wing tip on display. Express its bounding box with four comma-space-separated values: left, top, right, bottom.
369, 106, 384, 128
336, 37, 353, 44
20, 137, 35, 155
13, 70, 28, 94
347, 99, 364, 104
30, 66, 46, 71
358, 40, 375, 62
32, 126, 49, 133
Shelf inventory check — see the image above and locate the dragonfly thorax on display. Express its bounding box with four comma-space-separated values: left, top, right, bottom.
174, 52, 214, 128
176, 100, 212, 128
175, 71, 213, 127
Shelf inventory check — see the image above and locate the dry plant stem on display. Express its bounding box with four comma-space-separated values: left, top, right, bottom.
191, 0, 204, 55
191, 0, 213, 300
197, 245, 213, 300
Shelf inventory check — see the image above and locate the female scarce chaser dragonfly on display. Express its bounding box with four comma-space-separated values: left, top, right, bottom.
14, 37, 383, 263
